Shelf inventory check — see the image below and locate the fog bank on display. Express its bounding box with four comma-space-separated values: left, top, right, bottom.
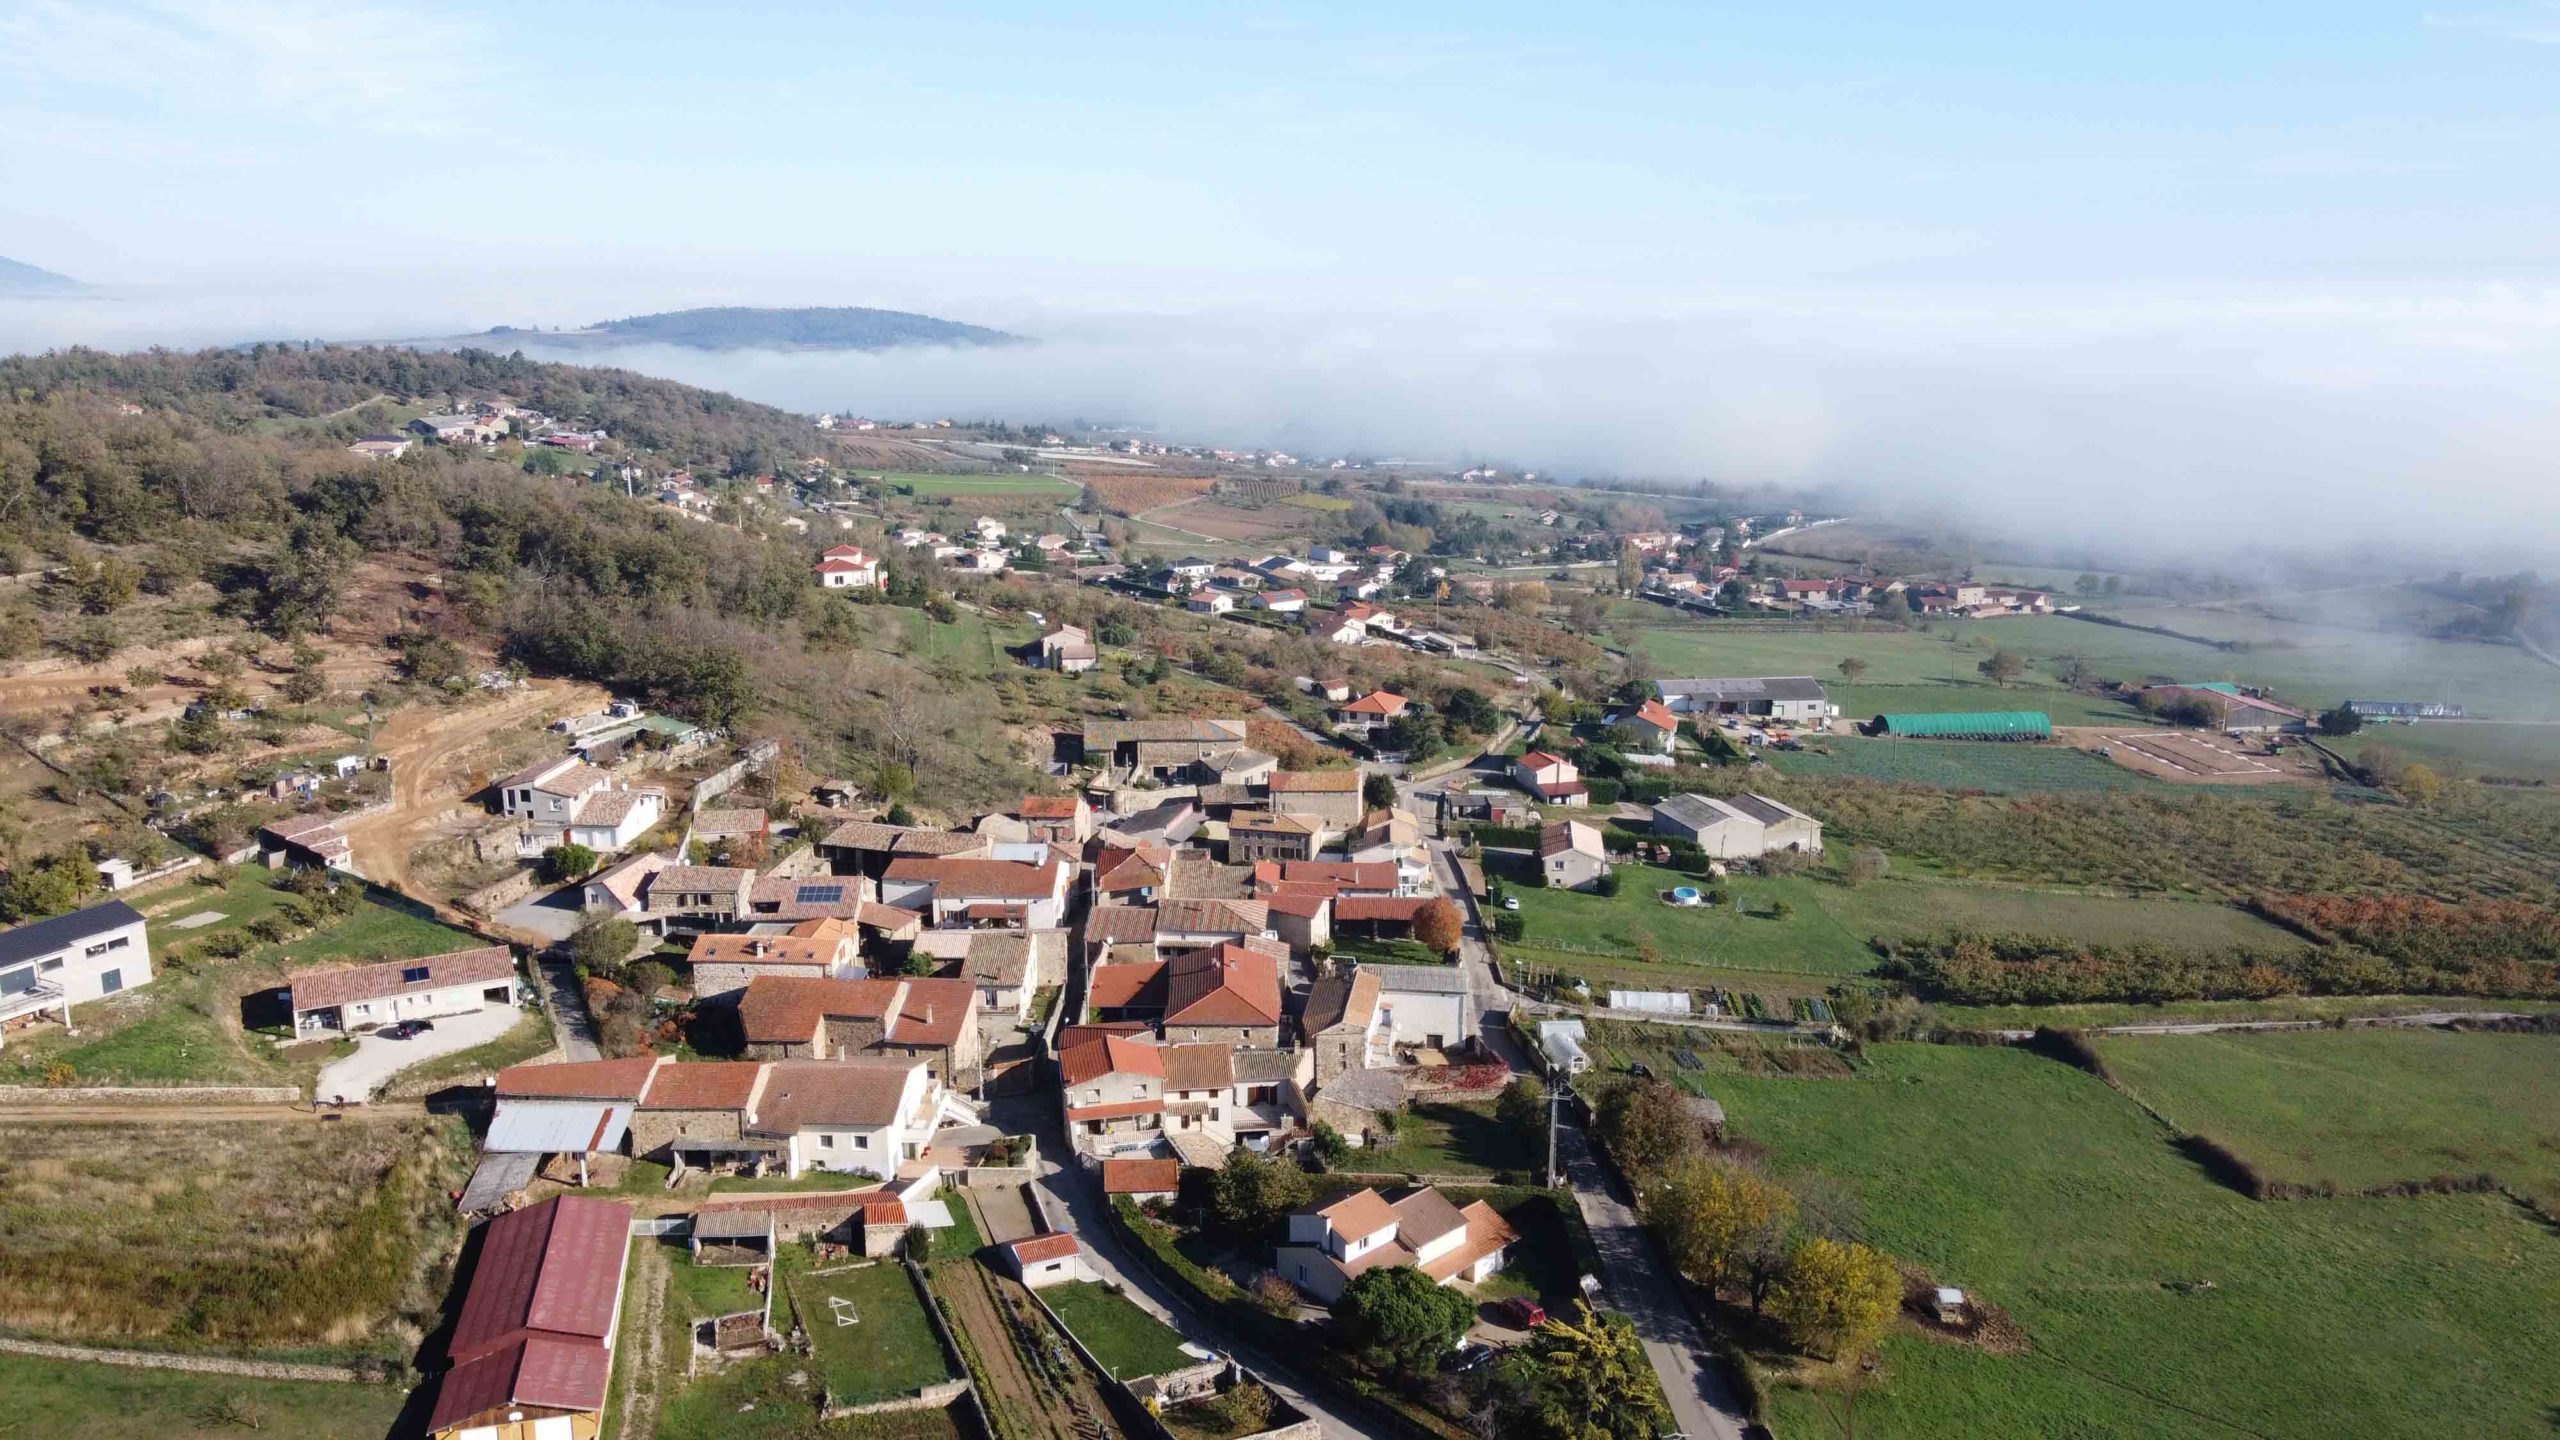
4, 278, 2556, 563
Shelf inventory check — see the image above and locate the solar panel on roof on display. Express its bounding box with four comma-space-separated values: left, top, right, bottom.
795, 884, 846, 905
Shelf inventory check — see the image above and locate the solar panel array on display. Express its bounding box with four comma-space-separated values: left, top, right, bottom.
795, 884, 846, 905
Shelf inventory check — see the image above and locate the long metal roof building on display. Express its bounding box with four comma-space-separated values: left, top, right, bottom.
1870, 710, 2054, 740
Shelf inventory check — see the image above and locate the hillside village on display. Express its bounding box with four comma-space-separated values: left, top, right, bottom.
2, 346, 2556, 1440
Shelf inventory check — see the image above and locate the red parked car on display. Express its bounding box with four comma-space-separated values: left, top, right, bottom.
1496, 1297, 1547, 1329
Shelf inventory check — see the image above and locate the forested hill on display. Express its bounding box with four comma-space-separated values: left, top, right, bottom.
0, 255, 83, 295
0, 343, 1026, 803
474, 305, 1022, 351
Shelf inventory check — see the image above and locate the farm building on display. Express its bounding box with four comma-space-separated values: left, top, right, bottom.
2142, 683, 2312, 735
1868, 710, 2053, 740
2345, 699, 2466, 719
1649, 793, 1824, 858
1654, 676, 1835, 723
427, 1194, 632, 1440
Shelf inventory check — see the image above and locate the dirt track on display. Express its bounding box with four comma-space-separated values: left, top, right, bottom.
339, 677, 607, 894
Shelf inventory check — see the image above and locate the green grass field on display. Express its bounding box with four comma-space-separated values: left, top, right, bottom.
2094, 1028, 2560, 1207
0, 1353, 407, 1440
1634, 624, 2048, 691
1349, 1097, 1539, 1177
1768, 735, 2164, 792
0, 869, 485, 1086
1497, 861, 2292, 983
1928, 992, 2560, 1031
1825, 682, 2142, 727
667, 1250, 765, 1322
866, 471, 1083, 499
2328, 721, 2560, 782
1730, 1043, 2560, 1439
1940, 611, 2560, 721
1040, 1280, 1197, 1380
788, 1258, 952, 1406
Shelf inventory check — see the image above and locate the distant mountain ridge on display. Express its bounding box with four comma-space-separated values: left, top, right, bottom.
0, 256, 84, 295
470, 305, 1023, 352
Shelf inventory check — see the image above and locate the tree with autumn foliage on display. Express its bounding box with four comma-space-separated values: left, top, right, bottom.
1414, 897, 1464, 958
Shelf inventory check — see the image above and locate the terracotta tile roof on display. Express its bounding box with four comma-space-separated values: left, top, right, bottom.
1017, 795, 1084, 819
571, 787, 657, 827
1517, 751, 1568, 771
1008, 1232, 1082, 1263
1086, 904, 1161, 944
1063, 1098, 1165, 1123
883, 856, 1067, 900
857, 902, 924, 935
1303, 970, 1382, 1035
959, 931, 1034, 986
740, 976, 909, 1043
1163, 944, 1283, 1027
1419, 1200, 1519, 1283
1280, 861, 1397, 891
884, 978, 978, 1048
527, 761, 610, 798
1157, 897, 1269, 935
1538, 820, 1604, 859
692, 807, 768, 838
496, 1057, 661, 1101
1314, 1187, 1400, 1242
1230, 810, 1318, 834
1387, 1185, 1468, 1248
1261, 890, 1331, 918
1340, 690, 1409, 717
1334, 895, 1432, 923
1269, 769, 1361, 793
1057, 1031, 1165, 1085
1092, 844, 1171, 893
1162, 1042, 1236, 1092
745, 1058, 920, 1134
1103, 1158, 1183, 1195
288, 946, 513, 1013
639, 1061, 766, 1111
1625, 699, 1679, 732
651, 864, 755, 895
1087, 961, 1166, 1013
688, 919, 854, 970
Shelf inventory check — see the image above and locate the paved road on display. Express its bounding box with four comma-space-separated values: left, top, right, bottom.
1558, 1112, 1752, 1440
538, 955, 602, 1061
313, 1000, 524, 1103
991, 1094, 1371, 1440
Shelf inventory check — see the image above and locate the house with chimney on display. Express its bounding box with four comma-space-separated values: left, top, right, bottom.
686, 918, 863, 1003
737, 975, 985, 1084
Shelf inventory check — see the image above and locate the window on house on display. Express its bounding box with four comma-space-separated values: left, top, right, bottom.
85, 942, 109, 957
819, 1134, 836, 1148
38, 958, 63, 974
98, 969, 122, 994
855, 1134, 870, 1149
106, 936, 128, 951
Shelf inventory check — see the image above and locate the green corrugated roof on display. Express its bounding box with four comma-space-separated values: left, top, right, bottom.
1873, 710, 2054, 739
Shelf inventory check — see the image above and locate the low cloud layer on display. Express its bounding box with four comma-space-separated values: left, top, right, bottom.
4, 278, 2556, 564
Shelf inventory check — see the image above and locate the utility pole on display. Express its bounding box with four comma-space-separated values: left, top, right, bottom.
1546, 1061, 1562, 1189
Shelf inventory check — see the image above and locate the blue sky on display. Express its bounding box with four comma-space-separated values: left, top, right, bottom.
5, 1, 2556, 297
2, 3, 2555, 554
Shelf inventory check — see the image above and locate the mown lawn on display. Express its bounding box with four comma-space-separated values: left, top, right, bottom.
1768, 734, 2163, 792
0, 1352, 407, 1440
667, 1249, 765, 1322
1040, 1280, 1196, 1380
1929, 992, 2560, 1032
0, 868, 486, 1086
1728, 1044, 2560, 1439
1499, 861, 2292, 982
2095, 1028, 2560, 1208
787, 1257, 951, 1406
1349, 1098, 1539, 1177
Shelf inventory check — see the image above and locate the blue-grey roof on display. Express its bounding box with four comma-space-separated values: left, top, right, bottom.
485, 1099, 634, 1155
0, 899, 145, 969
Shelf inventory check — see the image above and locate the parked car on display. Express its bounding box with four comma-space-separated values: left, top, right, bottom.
382, 1019, 435, 1039
1503, 895, 1521, 911
1496, 1297, 1547, 1329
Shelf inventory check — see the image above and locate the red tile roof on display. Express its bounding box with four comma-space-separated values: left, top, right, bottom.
1086, 961, 1166, 1013
688, 919, 854, 970
1017, 795, 1084, 819
1340, 690, 1409, 717
638, 1062, 765, 1111
1163, 944, 1283, 1027
1057, 1030, 1165, 1085
1063, 1098, 1165, 1122
496, 1057, 660, 1101
1334, 896, 1432, 923
1269, 769, 1361, 793
1008, 1232, 1081, 1263
883, 855, 1067, 900
287, 945, 513, 1013
1103, 1158, 1182, 1195
1280, 861, 1398, 891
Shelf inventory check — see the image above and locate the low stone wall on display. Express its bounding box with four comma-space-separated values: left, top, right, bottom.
461, 866, 541, 916
0, 1083, 303, 1104
0, 1336, 364, 1383
839, 1377, 974, 1417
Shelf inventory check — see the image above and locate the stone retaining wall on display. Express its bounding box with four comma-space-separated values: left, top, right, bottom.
0, 1083, 303, 1104
0, 1336, 366, 1383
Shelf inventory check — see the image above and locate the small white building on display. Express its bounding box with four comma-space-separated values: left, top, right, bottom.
1364, 963, 1472, 1050
1002, 1232, 1087, 1288
813, 545, 882, 589
0, 899, 152, 1041
1537, 819, 1611, 891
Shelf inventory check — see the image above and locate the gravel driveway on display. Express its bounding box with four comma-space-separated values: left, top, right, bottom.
315, 1001, 526, 1103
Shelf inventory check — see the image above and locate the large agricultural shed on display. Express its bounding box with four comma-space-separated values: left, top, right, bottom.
1868, 710, 2054, 740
